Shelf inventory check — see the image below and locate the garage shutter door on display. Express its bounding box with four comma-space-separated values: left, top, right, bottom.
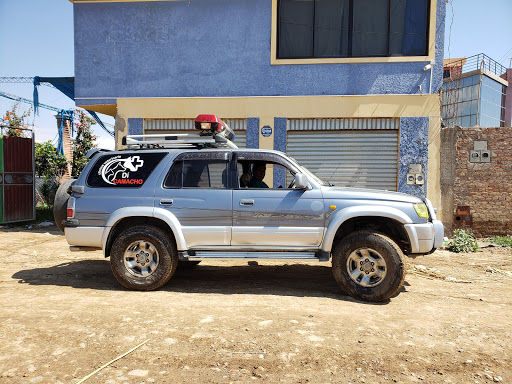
287, 121, 398, 190
144, 119, 246, 148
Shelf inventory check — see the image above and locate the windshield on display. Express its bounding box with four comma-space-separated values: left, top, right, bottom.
288, 156, 330, 186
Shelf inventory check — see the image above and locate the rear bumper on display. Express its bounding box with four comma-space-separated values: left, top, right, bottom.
65, 226, 104, 248
404, 219, 444, 254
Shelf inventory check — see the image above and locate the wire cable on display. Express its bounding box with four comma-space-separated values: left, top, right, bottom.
498, 47, 512, 65
446, 0, 455, 60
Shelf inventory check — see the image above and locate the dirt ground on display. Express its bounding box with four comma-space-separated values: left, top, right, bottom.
0, 227, 511, 384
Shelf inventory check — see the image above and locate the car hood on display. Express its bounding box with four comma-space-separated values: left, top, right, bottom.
320, 186, 423, 204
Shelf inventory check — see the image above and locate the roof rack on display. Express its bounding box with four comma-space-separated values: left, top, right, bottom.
121, 133, 238, 149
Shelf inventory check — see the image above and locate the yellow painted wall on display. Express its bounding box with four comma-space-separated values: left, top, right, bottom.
115, 94, 441, 120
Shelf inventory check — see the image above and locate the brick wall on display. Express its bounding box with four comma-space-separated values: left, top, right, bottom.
442, 127, 512, 237
56, 117, 73, 181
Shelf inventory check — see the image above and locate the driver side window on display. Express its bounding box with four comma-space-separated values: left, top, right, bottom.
237, 160, 296, 189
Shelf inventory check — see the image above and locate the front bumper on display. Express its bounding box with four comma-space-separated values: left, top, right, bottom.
404, 219, 444, 254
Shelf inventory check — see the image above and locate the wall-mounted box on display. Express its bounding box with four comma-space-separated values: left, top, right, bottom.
474, 141, 487, 151
470, 150, 491, 163
470, 150, 481, 163
408, 164, 422, 174
481, 150, 491, 163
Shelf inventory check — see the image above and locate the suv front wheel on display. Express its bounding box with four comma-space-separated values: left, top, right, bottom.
110, 226, 178, 290
332, 231, 405, 302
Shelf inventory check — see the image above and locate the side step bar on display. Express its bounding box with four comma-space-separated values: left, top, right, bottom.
181, 251, 330, 261
70, 246, 102, 252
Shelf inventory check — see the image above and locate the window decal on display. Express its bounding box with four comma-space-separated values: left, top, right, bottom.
87, 153, 167, 188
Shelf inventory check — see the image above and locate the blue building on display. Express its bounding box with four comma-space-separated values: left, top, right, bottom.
71, 0, 446, 205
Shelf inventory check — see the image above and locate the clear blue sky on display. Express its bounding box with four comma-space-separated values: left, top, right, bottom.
0, 0, 511, 149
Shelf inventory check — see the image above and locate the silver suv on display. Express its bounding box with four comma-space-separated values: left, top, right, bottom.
55, 115, 443, 302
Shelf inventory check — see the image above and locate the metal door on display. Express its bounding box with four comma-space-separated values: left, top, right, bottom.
0, 128, 35, 223
145, 119, 247, 148
287, 119, 399, 190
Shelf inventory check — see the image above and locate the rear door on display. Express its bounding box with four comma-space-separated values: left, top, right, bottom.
155, 151, 233, 248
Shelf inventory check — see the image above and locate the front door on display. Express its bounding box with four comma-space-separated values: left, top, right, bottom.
232, 152, 325, 248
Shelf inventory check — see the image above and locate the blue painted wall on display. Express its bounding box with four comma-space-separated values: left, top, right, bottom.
398, 117, 429, 198
127, 118, 143, 135
74, 0, 445, 101
246, 118, 259, 149
273, 117, 287, 187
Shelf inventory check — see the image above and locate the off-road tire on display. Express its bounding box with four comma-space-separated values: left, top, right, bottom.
53, 179, 76, 232
110, 225, 178, 291
332, 231, 406, 302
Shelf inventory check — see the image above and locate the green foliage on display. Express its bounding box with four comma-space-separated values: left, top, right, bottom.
492, 235, 512, 247
2, 102, 32, 136
35, 141, 68, 179
39, 179, 59, 207
36, 205, 55, 222
72, 110, 97, 178
448, 229, 479, 253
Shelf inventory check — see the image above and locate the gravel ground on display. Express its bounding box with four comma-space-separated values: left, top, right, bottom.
0, 227, 511, 384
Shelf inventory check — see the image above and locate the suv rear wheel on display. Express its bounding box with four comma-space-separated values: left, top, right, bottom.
110, 226, 178, 290
332, 231, 405, 302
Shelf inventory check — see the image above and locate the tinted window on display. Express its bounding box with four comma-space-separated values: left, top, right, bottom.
87, 152, 167, 188
237, 159, 297, 189
164, 160, 228, 189
277, 0, 429, 59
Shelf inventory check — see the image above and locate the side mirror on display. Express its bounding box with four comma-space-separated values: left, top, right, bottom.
294, 173, 309, 190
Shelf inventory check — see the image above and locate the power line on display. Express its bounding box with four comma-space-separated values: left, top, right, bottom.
498, 47, 512, 65
447, 0, 455, 60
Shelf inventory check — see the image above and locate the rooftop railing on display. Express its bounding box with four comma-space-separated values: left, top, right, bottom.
444, 53, 507, 79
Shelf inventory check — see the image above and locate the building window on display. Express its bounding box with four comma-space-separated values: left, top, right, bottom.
277, 0, 429, 59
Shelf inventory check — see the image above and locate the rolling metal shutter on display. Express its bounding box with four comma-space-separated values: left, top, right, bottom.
287, 119, 399, 190
144, 119, 246, 148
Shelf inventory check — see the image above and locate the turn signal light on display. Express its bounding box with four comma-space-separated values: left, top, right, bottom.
413, 203, 428, 219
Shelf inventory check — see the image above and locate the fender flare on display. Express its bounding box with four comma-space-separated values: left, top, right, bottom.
101, 207, 188, 253
321, 205, 413, 253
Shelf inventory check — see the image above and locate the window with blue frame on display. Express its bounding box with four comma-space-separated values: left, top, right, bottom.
277, 0, 430, 59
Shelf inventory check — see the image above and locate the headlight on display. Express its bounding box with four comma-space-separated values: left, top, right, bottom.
413, 203, 429, 219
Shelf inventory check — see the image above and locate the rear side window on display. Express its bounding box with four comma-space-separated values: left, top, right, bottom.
87, 152, 167, 188
164, 160, 228, 189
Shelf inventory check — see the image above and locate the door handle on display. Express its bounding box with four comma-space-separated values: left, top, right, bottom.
240, 199, 254, 206
159, 199, 173, 206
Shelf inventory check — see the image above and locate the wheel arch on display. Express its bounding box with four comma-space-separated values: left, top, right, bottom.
322, 206, 413, 254
102, 207, 187, 258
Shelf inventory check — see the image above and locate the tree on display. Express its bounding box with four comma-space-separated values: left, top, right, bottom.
2, 102, 31, 137
35, 141, 68, 179
72, 110, 97, 178
35, 141, 69, 206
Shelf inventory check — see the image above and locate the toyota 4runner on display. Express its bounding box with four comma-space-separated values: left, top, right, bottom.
55, 114, 444, 302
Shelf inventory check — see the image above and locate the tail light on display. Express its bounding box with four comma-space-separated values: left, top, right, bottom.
67, 197, 76, 219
